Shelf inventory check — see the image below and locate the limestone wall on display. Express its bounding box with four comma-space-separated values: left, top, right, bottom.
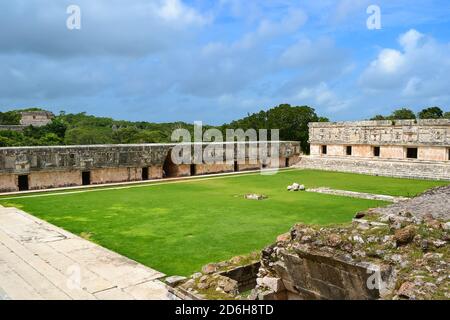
28, 170, 81, 190
0, 174, 18, 192
90, 167, 141, 185
0, 141, 301, 192
299, 156, 450, 181
19, 111, 54, 127
149, 165, 163, 179
309, 119, 450, 147
194, 163, 234, 175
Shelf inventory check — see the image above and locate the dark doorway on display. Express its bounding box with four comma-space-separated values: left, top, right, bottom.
285, 157, 290, 167
190, 164, 196, 176
234, 161, 238, 172
142, 167, 149, 180
18, 175, 29, 191
321, 145, 327, 155
163, 150, 179, 178
406, 147, 418, 159
373, 146, 380, 157
82, 171, 91, 185
346, 146, 352, 156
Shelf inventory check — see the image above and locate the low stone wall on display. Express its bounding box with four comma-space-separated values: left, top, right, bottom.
0, 125, 25, 132
298, 155, 450, 181
257, 247, 393, 300
28, 170, 81, 190
90, 167, 141, 185
0, 174, 18, 192
219, 262, 261, 292
194, 163, 234, 175
0, 141, 301, 192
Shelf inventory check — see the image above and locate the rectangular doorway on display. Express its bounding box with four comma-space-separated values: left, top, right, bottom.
82, 171, 91, 185
285, 157, 290, 167
142, 167, 149, 180
190, 164, 196, 176
406, 147, 418, 159
18, 175, 29, 191
234, 161, 238, 172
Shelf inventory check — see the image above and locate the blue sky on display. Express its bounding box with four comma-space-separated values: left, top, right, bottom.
0, 0, 449, 124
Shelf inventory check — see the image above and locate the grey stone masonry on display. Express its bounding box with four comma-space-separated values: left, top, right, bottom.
0, 141, 300, 174
309, 119, 450, 146
298, 155, 450, 181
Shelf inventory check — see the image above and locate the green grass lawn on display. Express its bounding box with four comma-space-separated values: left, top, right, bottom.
0, 169, 447, 276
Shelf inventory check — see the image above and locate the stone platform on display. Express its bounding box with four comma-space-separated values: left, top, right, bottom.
0, 205, 175, 300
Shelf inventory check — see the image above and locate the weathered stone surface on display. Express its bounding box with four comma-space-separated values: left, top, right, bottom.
298, 155, 450, 181
165, 276, 187, 287
396, 282, 416, 299
253, 187, 449, 300
245, 194, 267, 200
309, 119, 450, 147
394, 226, 416, 246
276, 232, 291, 242
202, 263, 218, 274
302, 120, 450, 181
0, 141, 301, 192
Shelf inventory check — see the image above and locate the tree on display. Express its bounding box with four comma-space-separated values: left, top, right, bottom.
223, 104, 323, 154
370, 115, 386, 120
390, 108, 416, 119
38, 133, 63, 146
418, 107, 444, 119
0, 111, 21, 125
443, 112, 450, 119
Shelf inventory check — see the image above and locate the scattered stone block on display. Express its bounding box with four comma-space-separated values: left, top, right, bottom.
394, 225, 416, 246
245, 194, 267, 200
165, 275, 187, 287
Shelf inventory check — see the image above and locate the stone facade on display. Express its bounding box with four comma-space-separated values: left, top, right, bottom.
0, 141, 300, 192
303, 119, 450, 180
19, 111, 54, 127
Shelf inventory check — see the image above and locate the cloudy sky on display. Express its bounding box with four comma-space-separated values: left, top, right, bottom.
0, 0, 449, 124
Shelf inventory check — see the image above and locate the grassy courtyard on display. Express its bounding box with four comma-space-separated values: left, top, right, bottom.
0, 169, 447, 276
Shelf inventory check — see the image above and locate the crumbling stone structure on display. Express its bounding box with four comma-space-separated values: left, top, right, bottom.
0, 141, 300, 192
252, 185, 450, 300
0, 111, 55, 131
300, 119, 450, 180
19, 111, 54, 127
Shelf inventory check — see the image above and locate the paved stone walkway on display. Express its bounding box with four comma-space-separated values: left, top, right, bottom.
0, 205, 176, 300
306, 187, 408, 202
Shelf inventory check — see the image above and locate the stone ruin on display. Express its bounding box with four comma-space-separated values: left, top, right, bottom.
169, 185, 450, 300
300, 119, 450, 180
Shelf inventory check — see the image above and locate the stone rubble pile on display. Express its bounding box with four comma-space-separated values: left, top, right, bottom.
251, 186, 450, 300
245, 194, 267, 200
166, 252, 260, 300
287, 183, 305, 191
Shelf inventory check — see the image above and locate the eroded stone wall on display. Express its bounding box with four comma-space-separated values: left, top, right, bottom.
0, 141, 301, 192
299, 155, 450, 180
309, 119, 450, 147
307, 119, 450, 178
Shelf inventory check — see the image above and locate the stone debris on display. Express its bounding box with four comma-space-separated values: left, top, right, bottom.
165, 276, 187, 287
394, 225, 416, 246
287, 183, 305, 191
372, 185, 450, 220
251, 185, 449, 300
245, 194, 267, 200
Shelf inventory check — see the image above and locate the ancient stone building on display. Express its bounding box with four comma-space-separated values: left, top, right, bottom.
300, 119, 450, 180
0, 141, 300, 192
19, 111, 54, 127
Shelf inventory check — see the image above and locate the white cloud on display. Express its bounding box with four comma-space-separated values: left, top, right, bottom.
359, 29, 450, 100
398, 29, 424, 51
156, 0, 210, 26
